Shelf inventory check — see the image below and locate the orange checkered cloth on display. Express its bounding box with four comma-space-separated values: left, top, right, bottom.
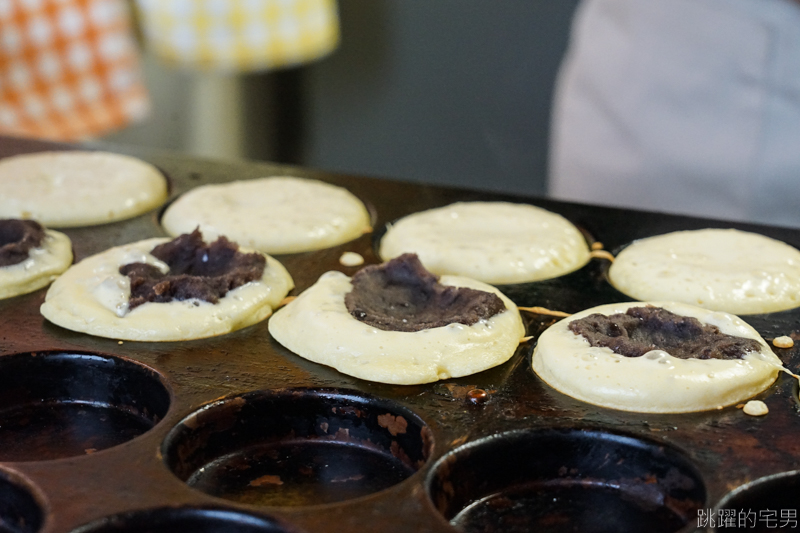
0, 0, 150, 141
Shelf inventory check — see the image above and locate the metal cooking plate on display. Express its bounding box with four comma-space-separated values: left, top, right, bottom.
0, 352, 170, 462
69, 507, 298, 533
0, 468, 43, 533
427, 428, 706, 533
162, 388, 432, 507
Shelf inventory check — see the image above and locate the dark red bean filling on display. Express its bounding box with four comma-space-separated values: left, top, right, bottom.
345, 253, 506, 332
0, 219, 46, 267
568, 306, 762, 360
120, 229, 266, 310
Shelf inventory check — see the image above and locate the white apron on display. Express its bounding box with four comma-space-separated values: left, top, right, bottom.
549, 0, 800, 228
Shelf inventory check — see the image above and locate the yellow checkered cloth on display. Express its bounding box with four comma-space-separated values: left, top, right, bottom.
134, 0, 339, 72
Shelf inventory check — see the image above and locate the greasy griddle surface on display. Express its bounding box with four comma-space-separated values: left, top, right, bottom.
1, 136, 799, 533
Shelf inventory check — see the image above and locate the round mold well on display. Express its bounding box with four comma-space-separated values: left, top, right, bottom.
427, 428, 706, 533
0, 351, 170, 462
0, 467, 45, 533
713, 470, 800, 532
69, 506, 298, 533
163, 388, 432, 507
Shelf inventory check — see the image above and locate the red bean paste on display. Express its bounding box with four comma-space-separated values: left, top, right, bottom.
120, 229, 265, 309
568, 306, 762, 360
0, 219, 46, 267
344, 253, 506, 332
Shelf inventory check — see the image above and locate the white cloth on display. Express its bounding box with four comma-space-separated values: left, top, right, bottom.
549, 0, 800, 228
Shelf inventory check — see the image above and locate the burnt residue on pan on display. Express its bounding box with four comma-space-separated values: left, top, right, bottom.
427, 428, 706, 533
162, 388, 433, 507
0, 352, 171, 462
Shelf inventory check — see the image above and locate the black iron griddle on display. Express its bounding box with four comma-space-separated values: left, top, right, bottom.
0, 136, 798, 533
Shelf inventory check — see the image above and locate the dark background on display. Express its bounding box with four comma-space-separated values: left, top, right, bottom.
244, 0, 581, 196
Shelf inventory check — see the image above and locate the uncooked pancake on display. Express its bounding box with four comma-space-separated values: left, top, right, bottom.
40, 237, 293, 341
532, 301, 783, 413
268, 268, 526, 385
0, 224, 72, 299
0, 151, 168, 227
608, 229, 800, 315
379, 201, 590, 285
161, 176, 372, 254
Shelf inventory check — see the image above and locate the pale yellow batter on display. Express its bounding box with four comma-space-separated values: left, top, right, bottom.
41, 237, 293, 341
609, 229, 800, 315
268, 270, 525, 384
161, 177, 372, 254
532, 301, 783, 413
0, 151, 168, 227
379, 201, 590, 285
0, 229, 72, 299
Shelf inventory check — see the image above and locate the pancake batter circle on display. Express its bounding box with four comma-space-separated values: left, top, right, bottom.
40, 237, 294, 341
0, 151, 168, 227
532, 301, 783, 413
161, 176, 372, 254
608, 229, 800, 315
0, 229, 72, 299
268, 270, 526, 385
379, 201, 590, 285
